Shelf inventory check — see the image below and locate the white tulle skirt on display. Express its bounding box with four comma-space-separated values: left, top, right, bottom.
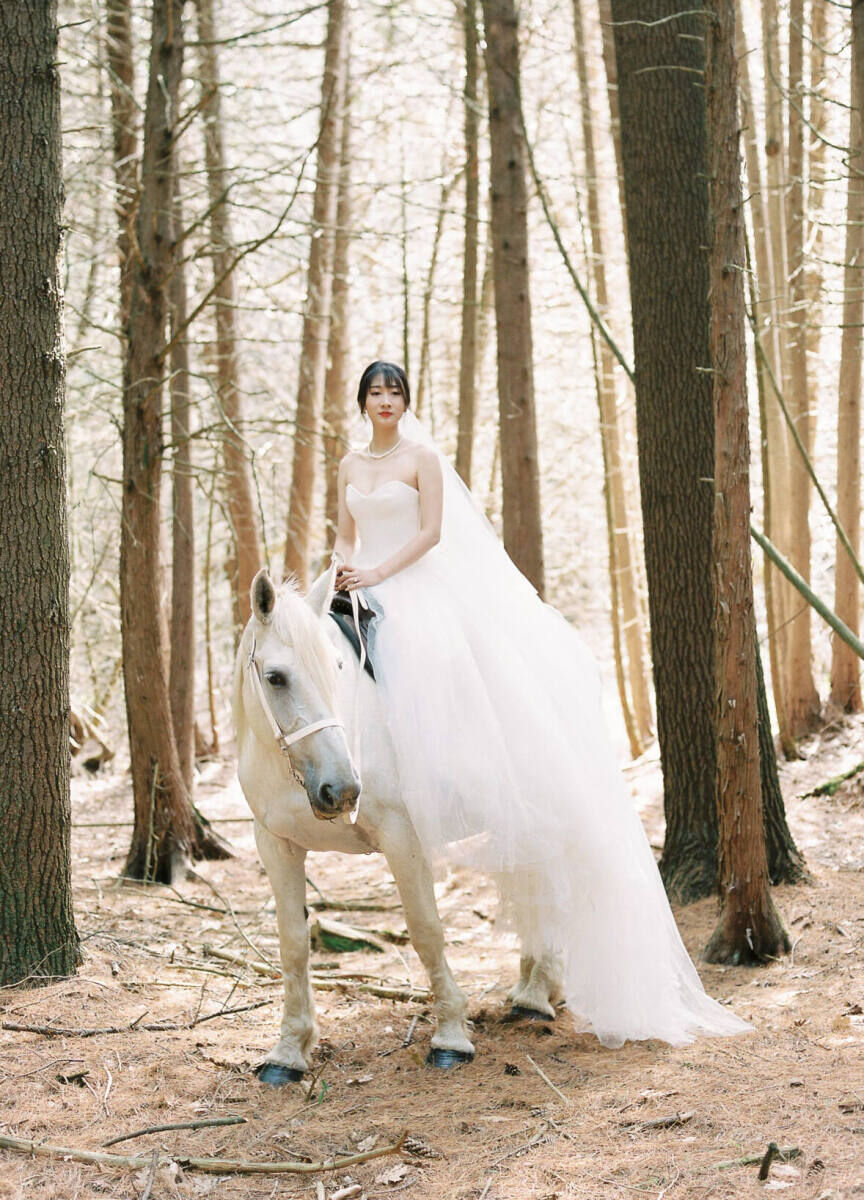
360, 544, 750, 1048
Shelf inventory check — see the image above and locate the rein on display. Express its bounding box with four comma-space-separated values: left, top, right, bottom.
246, 632, 344, 789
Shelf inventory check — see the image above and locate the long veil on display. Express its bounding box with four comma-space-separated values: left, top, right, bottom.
375, 410, 752, 1048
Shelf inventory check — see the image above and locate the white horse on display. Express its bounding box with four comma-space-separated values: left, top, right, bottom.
232, 568, 562, 1083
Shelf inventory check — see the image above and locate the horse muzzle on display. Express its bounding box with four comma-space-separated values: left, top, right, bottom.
309, 778, 361, 821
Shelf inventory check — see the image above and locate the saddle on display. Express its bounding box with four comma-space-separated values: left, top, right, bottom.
328, 591, 376, 680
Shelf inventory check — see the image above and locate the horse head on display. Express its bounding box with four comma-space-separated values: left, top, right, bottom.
241, 568, 361, 821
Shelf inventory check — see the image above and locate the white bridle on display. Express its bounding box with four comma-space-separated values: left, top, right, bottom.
246, 632, 344, 787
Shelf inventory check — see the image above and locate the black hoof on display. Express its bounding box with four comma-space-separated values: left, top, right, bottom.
255, 1062, 305, 1086
426, 1048, 474, 1069
510, 1005, 554, 1022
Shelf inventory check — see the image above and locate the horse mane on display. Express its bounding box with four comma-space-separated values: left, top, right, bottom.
270, 583, 339, 706
233, 582, 339, 740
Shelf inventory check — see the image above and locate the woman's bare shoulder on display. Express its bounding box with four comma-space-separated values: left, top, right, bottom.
403, 440, 438, 468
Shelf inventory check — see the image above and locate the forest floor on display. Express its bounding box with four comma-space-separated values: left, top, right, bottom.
2, 720, 864, 1200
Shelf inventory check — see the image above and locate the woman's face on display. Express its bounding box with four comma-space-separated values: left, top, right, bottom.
364, 374, 407, 428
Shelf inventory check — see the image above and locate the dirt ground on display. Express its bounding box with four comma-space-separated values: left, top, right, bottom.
2, 720, 864, 1200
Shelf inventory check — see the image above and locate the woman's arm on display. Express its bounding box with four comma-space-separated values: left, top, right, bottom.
339, 449, 443, 589
332, 456, 357, 565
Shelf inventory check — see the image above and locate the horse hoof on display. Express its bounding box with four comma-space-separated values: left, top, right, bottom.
510, 1005, 554, 1023
426, 1048, 474, 1070
255, 1062, 305, 1086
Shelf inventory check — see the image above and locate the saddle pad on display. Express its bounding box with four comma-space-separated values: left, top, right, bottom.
329, 591, 376, 680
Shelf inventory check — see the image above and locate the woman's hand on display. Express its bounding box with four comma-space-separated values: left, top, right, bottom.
336, 563, 382, 591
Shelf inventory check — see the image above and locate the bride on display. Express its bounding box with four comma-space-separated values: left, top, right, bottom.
331, 359, 749, 1048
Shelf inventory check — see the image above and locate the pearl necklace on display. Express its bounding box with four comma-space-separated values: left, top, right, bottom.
365, 436, 403, 460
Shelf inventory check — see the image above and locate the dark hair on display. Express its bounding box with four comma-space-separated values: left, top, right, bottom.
356, 361, 411, 414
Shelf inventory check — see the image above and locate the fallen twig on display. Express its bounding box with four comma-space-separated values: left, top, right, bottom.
2, 999, 272, 1039
306, 875, 400, 913
191, 999, 272, 1026
200, 945, 430, 1001
0, 1130, 408, 1176
714, 1146, 800, 1170
2, 1019, 178, 1038
804, 760, 864, 798
0, 1058, 85, 1082
103, 1115, 247, 1147
332, 1185, 363, 1200
201, 944, 280, 978
491, 1123, 550, 1166
377, 1014, 419, 1058
525, 1054, 569, 1104
620, 1111, 695, 1131
140, 1148, 158, 1200
312, 978, 430, 1002
187, 869, 275, 967
311, 916, 390, 954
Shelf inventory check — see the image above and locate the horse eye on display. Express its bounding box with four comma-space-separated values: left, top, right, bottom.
264, 670, 288, 688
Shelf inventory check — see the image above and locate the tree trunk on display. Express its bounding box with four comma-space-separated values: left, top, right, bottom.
195, 0, 261, 632
805, 0, 829, 363
105, 0, 137, 332
120, 0, 227, 884
784, 0, 821, 736
573, 0, 652, 748
456, 0, 480, 487
703, 0, 789, 965
596, 0, 628, 266
611, 0, 716, 902
0, 0, 80, 985
284, 0, 346, 587
480, 0, 544, 595
737, 19, 796, 757
757, 637, 809, 884
323, 39, 352, 550
761, 0, 813, 747
415, 164, 460, 423
169, 162, 195, 794
399, 142, 411, 378
830, 0, 864, 712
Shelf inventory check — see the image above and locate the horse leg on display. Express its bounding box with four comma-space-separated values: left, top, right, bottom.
503, 869, 564, 1021
253, 821, 317, 1085
508, 951, 564, 1020
378, 824, 475, 1068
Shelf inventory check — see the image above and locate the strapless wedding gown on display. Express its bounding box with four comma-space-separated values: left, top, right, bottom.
346, 479, 749, 1047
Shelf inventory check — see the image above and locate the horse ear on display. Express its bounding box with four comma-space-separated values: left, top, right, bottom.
306, 560, 336, 619
251, 569, 277, 624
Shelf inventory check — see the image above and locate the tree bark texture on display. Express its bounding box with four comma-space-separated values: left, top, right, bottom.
760, 0, 805, 747
737, 18, 795, 757
784, 0, 821, 737
573, 0, 652, 749
805, 0, 829, 362
323, 39, 352, 550
105, 0, 137, 332
284, 0, 346, 587
480, 0, 545, 596
830, 0, 864, 712
169, 164, 196, 794
195, 0, 262, 630
415, 163, 460, 423
611, 0, 717, 901
757, 637, 809, 885
456, 0, 480, 487
596, 0, 628, 267
121, 0, 227, 883
704, 0, 789, 964
0, 0, 80, 984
